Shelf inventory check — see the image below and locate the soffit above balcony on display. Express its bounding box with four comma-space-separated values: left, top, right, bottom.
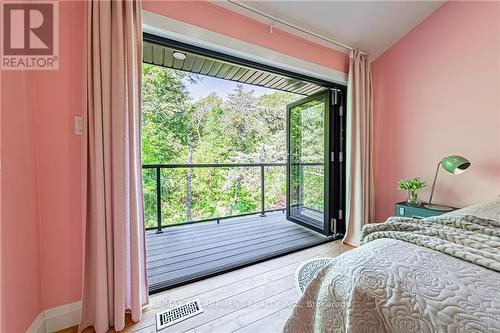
143, 41, 325, 96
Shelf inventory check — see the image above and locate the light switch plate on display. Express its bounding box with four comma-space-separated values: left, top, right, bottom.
74, 116, 83, 136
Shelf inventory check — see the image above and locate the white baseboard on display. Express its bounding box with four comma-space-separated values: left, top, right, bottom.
44, 301, 81, 333
26, 312, 45, 333
26, 301, 81, 333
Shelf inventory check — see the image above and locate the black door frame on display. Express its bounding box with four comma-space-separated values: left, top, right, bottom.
329, 88, 347, 238
286, 90, 331, 235
285, 89, 346, 237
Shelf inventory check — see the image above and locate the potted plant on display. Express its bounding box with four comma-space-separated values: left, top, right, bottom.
397, 178, 426, 206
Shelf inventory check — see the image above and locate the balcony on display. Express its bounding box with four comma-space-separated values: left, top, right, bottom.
142, 163, 330, 293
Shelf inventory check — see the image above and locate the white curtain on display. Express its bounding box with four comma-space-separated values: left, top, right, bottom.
343, 50, 375, 247
80, 1, 148, 332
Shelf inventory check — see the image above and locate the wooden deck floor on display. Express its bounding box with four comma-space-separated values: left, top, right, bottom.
146, 212, 330, 293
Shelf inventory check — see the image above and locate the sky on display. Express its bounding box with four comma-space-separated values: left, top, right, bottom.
184, 73, 276, 101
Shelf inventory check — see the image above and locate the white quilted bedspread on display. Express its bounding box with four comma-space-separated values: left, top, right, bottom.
283, 238, 500, 332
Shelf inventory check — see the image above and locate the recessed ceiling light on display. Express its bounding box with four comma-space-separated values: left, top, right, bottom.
173, 52, 186, 60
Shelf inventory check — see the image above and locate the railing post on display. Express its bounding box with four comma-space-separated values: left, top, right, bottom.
260, 165, 266, 217
155, 167, 163, 234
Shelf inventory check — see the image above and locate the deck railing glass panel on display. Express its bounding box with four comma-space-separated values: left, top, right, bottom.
142, 162, 322, 233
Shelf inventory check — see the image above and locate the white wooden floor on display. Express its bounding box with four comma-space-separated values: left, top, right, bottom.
125, 241, 351, 333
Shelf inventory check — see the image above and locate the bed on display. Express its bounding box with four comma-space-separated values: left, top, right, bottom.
283, 199, 500, 332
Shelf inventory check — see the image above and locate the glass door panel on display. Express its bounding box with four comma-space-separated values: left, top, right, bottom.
286, 90, 331, 235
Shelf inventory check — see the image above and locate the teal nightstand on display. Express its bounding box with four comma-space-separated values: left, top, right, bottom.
395, 201, 458, 219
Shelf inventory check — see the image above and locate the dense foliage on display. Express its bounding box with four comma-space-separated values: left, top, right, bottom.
141, 64, 305, 228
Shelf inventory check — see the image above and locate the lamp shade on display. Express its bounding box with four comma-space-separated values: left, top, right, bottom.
441, 155, 471, 174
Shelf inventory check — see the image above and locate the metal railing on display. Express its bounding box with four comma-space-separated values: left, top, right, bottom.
143, 162, 287, 233
142, 162, 323, 233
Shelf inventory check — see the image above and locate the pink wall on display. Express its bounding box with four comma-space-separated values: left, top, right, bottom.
1, 71, 43, 332
372, 1, 500, 221
1, 0, 348, 330
33, 1, 85, 310
1, 2, 84, 331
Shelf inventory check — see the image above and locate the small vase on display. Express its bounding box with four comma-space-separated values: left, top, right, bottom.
407, 190, 420, 206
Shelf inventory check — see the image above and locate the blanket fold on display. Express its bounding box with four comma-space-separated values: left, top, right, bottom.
360, 215, 500, 271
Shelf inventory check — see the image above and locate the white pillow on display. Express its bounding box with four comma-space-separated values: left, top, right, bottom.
441, 198, 500, 222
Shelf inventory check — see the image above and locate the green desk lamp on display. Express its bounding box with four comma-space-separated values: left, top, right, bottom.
425, 155, 471, 211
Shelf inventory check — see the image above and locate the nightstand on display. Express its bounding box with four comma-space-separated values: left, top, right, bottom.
395, 201, 458, 219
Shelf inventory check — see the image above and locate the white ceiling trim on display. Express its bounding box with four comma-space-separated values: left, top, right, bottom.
210, 0, 348, 54
143, 10, 348, 85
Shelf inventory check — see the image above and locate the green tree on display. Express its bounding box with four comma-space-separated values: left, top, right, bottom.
141, 64, 311, 228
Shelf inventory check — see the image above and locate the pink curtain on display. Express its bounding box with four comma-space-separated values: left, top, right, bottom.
80, 1, 148, 332
343, 50, 375, 247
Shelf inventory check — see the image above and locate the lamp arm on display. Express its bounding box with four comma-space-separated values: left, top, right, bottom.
428, 161, 442, 205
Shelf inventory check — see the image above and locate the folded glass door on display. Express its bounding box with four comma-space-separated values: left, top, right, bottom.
286, 89, 342, 236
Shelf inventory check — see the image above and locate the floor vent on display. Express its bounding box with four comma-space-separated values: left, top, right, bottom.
156, 299, 203, 331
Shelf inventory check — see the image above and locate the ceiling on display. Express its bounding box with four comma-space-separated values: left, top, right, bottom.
143, 40, 325, 95
214, 1, 445, 59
